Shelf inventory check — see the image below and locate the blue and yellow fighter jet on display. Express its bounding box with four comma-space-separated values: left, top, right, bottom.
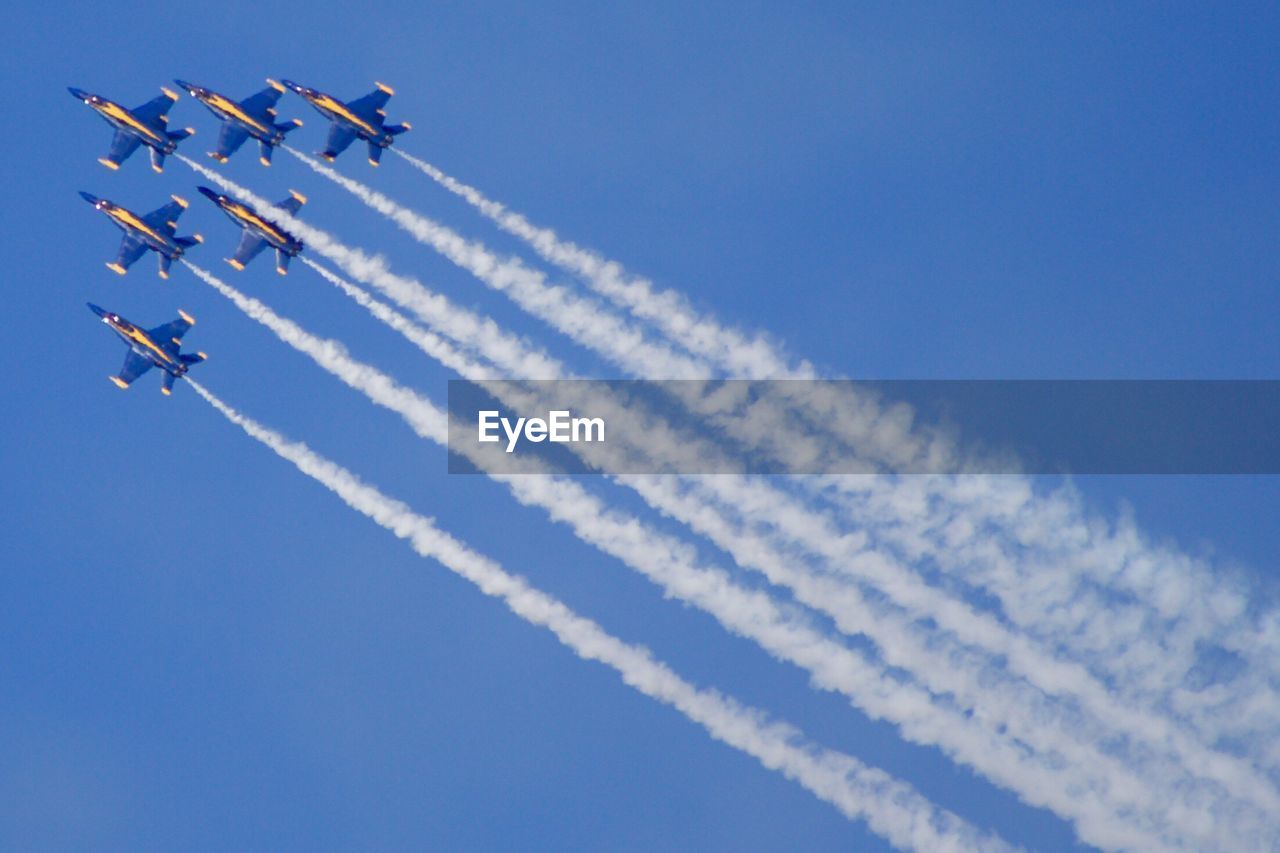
81, 192, 202, 279
68, 86, 195, 172
88, 303, 206, 395
174, 78, 303, 166
197, 186, 306, 275
280, 80, 410, 165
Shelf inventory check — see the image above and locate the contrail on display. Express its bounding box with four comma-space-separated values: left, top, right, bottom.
287, 260, 1280, 844
300, 256, 497, 380
187, 378, 1008, 853
192, 133, 1280, 815
184, 262, 1209, 850
380, 151, 1280, 771
261, 152, 1280, 814
178, 157, 1280, 756
391, 147, 805, 379
285, 146, 712, 380
182, 146, 1280, 837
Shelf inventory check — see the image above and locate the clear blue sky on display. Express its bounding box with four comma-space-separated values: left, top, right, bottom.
1, 2, 1277, 850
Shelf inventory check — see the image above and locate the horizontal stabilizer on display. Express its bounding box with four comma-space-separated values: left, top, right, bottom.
385, 123, 411, 136
368, 142, 384, 166
168, 127, 195, 142
259, 140, 274, 166
180, 352, 206, 365
175, 234, 202, 248
275, 249, 293, 275
150, 148, 166, 173
161, 372, 177, 396
276, 118, 303, 133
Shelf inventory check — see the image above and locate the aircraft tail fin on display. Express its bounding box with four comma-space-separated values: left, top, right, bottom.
367, 142, 384, 166
150, 148, 166, 173
275, 250, 293, 276
157, 254, 173, 279
175, 234, 202, 249
385, 123, 411, 137
259, 141, 275, 166
276, 118, 303, 135
179, 352, 206, 366
161, 372, 177, 396
167, 127, 194, 143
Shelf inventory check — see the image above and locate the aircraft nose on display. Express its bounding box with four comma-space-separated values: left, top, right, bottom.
174, 79, 196, 94
68, 87, 89, 100
79, 191, 101, 205
281, 79, 304, 94
196, 186, 221, 203
87, 303, 107, 319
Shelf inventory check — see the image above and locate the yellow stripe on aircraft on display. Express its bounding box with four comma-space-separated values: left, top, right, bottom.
124, 327, 176, 365
97, 101, 163, 143
313, 94, 377, 135
108, 208, 165, 244
205, 93, 270, 134
228, 203, 287, 244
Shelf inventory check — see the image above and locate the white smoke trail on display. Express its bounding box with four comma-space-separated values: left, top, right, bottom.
261, 153, 1280, 818
285, 260, 1280, 844
187, 377, 1008, 853
180, 158, 1280, 764
183, 144, 1280, 841
184, 261, 1205, 850
391, 148, 805, 379
382, 151, 1280, 773
284, 147, 711, 379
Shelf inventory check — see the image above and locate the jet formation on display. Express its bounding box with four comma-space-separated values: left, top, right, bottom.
74, 76, 414, 394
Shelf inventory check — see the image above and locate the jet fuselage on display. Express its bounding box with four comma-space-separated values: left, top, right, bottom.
89, 304, 187, 376
177, 81, 285, 145
281, 81, 395, 147
69, 88, 177, 153
81, 193, 185, 259
198, 188, 303, 256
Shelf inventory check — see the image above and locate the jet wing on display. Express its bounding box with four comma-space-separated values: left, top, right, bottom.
133, 90, 177, 124
213, 122, 251, 160
113, 350, 154, 388
347, 87, 392, 123
322, 124, 357, 158
142, 199, 187, 233
103, 129, 142, 168
111, 234, 149, 273
277, 193, 305, 215
147, 312, 195, 351
239, 84, 284, 118
229, 231, 269, 269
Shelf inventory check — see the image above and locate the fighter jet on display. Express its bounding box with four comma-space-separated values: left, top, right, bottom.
81, 192, 202, 279
68, 86, 195, 172
280, 80, 410, 165
197, 186, 306, 275
88, 303, 206, 395
174, 78, 303, 166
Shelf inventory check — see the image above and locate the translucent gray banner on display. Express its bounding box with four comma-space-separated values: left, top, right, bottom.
446, 380, 1280, 475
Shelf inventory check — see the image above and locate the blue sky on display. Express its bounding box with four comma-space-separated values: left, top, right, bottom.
2, 2, 1278, 850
